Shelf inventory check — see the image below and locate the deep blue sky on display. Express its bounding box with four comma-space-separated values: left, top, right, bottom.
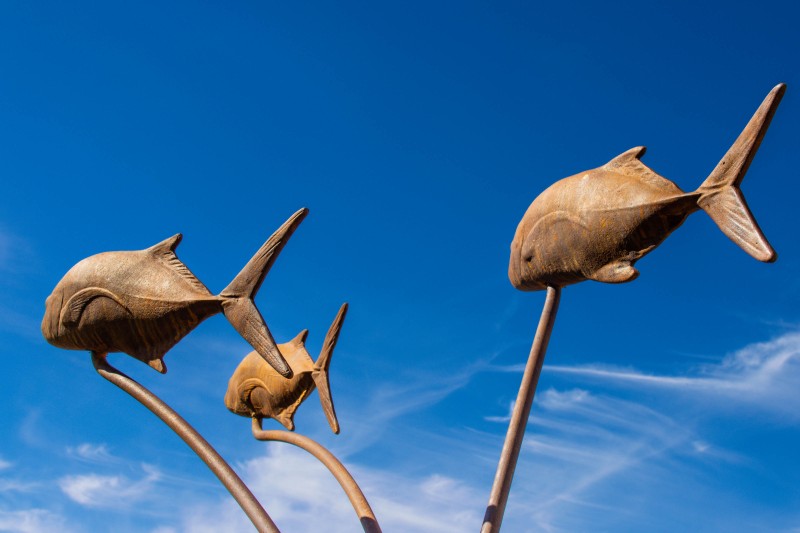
1, 1, 798, 532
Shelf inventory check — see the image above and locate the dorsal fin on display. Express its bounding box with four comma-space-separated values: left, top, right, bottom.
148, 234, 182, 254
604, 146, 678, 192
291, 329, 309, 346
148, 234, 210, 294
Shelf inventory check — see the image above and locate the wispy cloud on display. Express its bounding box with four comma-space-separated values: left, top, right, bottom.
545, 331, 800, 418
58, 464, 161, 510
168, 445, 483, 533
0, 508, 79, 533
335, 360, 488, 456
473, 331, 800, 531
65, 443, 121, 466
0, 226, 34, 275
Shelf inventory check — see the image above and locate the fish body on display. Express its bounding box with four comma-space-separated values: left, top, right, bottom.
42, 209, 309, 377
225, 304, 347, 434
43, 236, 221, 369
509, 84, 784, 291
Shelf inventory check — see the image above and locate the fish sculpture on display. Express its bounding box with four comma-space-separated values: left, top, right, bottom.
509, 84, 785, 291
42, 209, 309, 377
225, 303, 347, 434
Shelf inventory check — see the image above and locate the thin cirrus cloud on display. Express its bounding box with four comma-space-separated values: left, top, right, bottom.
6, 332, 796, 532
157, 331, 800, 532
64, 443, 122, 466
58, 464, 161, 510
544, 330, 800, 418
0, 509, 78, 533
165, 445, 484, 533
473, 330, 800, 531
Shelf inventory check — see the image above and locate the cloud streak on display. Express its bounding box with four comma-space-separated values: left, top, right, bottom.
545, 331, 800, 418
58, 464, 161, 510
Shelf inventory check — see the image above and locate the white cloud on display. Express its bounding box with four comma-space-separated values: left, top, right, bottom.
0, 509, 78, 533
0, 227, 33, 274
472, 331, 800, 531
0, 480, 39, 494
52, 331, 800, 532
65, 443, 120, 466
335, 360, 486, 457
546, 331, 800, 418
170, 445, 482, 533
58, 464, 161, 509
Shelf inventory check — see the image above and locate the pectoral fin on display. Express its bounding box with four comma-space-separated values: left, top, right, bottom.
60, 287, 130, 327
588, 261, 639, 284
274, 412, 295, 431
148, 358, 167, 374
248, 386, 272, 416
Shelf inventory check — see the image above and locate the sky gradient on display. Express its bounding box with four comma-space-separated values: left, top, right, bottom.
1, 1, 799, 532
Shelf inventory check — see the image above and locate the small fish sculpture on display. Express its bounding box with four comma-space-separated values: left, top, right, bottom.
42, 209, 308, 377
225, 303, 347, 434
509, 84, 785, 291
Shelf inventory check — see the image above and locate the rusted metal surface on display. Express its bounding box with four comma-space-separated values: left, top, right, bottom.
480, 286, 560, 533
92, 352, 280, 533
225, 303, 347, 433
509, 84, 784, 291
252, 419, 381, 533
43, 209, 309, 377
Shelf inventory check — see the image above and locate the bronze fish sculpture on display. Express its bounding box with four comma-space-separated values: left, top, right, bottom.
509, 84, 785, 291
42, 209, 308, 377
225, 303, 347, 434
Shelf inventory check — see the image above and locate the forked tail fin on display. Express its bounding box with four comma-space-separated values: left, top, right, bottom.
696, 84, 785, 262
220, 208, 309, 378
313, 303, 348, 434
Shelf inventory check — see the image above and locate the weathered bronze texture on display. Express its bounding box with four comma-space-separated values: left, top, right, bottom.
509, 84, 785, 291
92, 352, 280, 533
225, 303, 347, 434
252, 418, 381, 533
481, 286, 560, 533
42, 209, 308, 377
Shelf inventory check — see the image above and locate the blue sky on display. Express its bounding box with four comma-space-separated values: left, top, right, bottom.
1, 1, 798, 531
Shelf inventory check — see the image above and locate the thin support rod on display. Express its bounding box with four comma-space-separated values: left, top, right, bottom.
91, 352, 280, 533
252, 418, 382, 533
480, 285, 561, 533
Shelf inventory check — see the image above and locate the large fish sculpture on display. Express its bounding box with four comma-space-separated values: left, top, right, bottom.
509, 84, 785, 291
225, 303, 347, 434
42, 209, 308, 377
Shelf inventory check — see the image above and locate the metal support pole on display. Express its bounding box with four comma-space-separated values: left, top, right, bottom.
480, 286, 561, 533
252, 418, 382, 533
92, 352, 280, 533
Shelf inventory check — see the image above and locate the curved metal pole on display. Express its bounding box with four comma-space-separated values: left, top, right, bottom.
480, 286, 561, 533
252, 418, 382, 533
91, 352, 280, 533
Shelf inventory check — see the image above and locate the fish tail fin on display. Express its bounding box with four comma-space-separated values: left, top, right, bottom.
219, 208, 309, 378
312, 303, 347, 434
696, 84, 785, 263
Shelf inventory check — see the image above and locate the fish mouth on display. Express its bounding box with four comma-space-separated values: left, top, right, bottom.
41, 290, 63, 343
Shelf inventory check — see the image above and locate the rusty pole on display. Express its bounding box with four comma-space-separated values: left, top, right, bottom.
252, 418, 382, 533
480, 286, 561, 533
92, 352, 280, 533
